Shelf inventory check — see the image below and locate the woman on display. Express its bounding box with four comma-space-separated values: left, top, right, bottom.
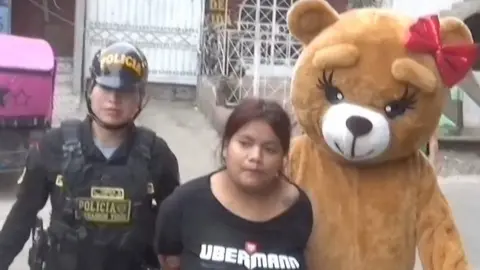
154, 98, 313, 270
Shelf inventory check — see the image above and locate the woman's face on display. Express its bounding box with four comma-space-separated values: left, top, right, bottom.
90, 85, 141, 126
225, 119, 285, 194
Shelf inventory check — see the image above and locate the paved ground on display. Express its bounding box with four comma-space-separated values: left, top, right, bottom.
0, 80, 479, 269
440, 175, 480, 268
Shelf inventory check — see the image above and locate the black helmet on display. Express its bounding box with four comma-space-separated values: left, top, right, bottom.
90, 41, 148, 91
86, 41, 149, 129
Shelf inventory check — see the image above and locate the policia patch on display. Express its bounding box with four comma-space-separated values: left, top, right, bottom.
76, 186, 132, 223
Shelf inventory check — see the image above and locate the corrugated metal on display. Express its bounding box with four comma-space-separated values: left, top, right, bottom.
84, 0, 204, 85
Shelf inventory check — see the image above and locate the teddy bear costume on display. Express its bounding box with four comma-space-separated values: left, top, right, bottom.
286, 0, 478, 269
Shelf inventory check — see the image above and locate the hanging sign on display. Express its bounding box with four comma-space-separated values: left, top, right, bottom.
204, 0, 244, 28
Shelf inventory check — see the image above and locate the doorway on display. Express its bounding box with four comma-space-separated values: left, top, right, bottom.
10, 0, 75, 57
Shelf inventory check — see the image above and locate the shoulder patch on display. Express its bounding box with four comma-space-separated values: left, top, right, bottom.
55, 175, 64, 187
147, 182, 155, 194
17, 168, 26, 184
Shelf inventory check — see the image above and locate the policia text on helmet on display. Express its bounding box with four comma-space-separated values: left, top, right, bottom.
87, 42, 149, 130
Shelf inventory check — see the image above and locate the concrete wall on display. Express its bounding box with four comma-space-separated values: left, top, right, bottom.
441, 1, 480, 132
390, 0, 480, 136
463, 73, 480, 127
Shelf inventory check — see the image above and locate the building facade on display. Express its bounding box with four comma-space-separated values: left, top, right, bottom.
8, 0, 480, 138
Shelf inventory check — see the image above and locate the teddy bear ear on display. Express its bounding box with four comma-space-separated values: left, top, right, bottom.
287, 0, 339, 45
439, 16, 474, 45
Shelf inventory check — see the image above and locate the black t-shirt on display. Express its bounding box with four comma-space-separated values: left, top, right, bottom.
154, 173, 313, 270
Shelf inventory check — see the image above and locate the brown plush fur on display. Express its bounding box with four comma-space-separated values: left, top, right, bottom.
287, 0, 472, 269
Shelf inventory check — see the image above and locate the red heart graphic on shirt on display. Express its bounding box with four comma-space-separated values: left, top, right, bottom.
245, 242, 257, 254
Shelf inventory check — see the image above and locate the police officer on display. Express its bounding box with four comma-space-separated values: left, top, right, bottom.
0, 41, 180, 270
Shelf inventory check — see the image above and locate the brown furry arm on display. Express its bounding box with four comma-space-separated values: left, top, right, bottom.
288, 135, 316, 270
287, 135, 305, 183
416, 158, 469, 270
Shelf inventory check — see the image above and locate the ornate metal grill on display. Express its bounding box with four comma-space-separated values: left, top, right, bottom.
200, 0, 302, 106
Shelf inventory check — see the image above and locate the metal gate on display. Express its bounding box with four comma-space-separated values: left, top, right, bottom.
84, 0, 205, 85
202, 0, 302, 106
236, 0, 301, 101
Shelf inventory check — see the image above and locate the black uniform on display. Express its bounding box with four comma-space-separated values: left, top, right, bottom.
0, 42, 180, 270
154, 173, 313, 270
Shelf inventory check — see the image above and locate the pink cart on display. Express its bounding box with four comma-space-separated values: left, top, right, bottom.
0, 34, 55, 180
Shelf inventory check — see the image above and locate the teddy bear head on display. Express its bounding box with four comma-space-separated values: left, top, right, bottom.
288, 0, 478, 164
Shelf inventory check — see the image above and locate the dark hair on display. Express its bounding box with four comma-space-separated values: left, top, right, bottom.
220, 98, 292, 163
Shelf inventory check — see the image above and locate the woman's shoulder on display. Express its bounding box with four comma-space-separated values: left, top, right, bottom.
173, 174, 211, 195
156, 175, 213, 231
164, 173, 212, 206
270, 183, 313, 246
293, 185, 313, 216
284, 183, 314, 228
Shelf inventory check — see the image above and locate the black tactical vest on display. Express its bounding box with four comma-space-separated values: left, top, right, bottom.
46, 119, 158, 270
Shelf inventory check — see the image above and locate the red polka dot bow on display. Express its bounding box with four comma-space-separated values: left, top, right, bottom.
405, 14, 479, 87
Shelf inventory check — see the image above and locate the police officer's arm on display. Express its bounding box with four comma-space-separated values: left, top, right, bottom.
0, 136, 52, 268
151, 137, 180, 204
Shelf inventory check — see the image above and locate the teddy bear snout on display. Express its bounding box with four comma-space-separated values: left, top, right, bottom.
322, 103, 391, 162
345, 115, 373, 137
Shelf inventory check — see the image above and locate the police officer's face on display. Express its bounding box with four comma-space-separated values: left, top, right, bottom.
225, 120, 285, 195
90, 85, 141, 125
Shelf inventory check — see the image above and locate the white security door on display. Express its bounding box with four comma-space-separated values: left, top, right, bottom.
84, 0, 205, 85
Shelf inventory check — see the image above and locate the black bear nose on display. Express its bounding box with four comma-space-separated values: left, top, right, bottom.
346, 115, 373, 137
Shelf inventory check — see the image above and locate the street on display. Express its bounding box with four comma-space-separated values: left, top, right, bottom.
0, 82, 479, 269
443, 175, 480, 267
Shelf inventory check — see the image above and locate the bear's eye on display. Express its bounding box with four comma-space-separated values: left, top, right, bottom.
384, 86, 417, 119
317, 70, 344, 103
